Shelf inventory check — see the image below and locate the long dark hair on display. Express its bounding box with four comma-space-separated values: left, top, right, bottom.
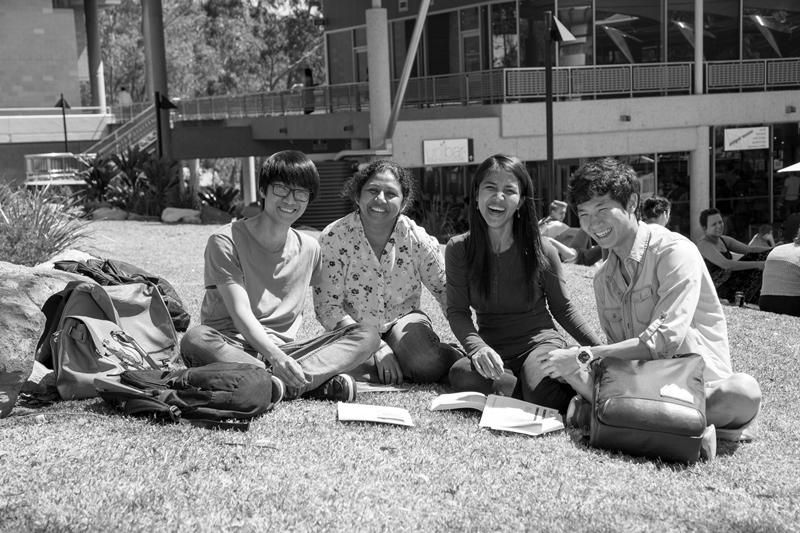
466, 154, 548, 297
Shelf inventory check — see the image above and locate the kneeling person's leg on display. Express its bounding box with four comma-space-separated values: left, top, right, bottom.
385, 310, 461, 383
448, 357, 516, 396
706, 372, 762, 440
282, 323, 380, 394
180, 325, 265, 368
518, 337, 576, 414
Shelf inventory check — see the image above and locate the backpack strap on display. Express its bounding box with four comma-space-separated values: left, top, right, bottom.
123, 398, 250, 431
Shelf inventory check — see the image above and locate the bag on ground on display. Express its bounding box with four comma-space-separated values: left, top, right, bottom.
589, 354, 707, 463
94, 362, 274, 431
35, 280, 179, 399
53, 258, 191, 331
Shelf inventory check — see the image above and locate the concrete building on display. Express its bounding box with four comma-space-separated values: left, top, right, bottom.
319, 0, 800, 240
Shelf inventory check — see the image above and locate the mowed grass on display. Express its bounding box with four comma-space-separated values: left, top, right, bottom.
2, 220, 799, 532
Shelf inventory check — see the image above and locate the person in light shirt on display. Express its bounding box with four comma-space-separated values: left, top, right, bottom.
759, 226, 800, 317
314, 160, 461, 385
540, 157, 761, 442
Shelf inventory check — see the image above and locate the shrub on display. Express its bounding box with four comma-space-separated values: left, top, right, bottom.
0, 183, 87, 266
198, 184, 241, 214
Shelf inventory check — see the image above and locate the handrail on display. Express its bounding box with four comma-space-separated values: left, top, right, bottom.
83, 104, 157, 158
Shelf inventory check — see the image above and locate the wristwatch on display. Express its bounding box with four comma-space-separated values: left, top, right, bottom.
575, 347, 595, 371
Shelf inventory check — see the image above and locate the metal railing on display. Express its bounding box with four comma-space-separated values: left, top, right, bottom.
83, 103, 157, 158
24, 152, 89, 187
706, 58, 800, 91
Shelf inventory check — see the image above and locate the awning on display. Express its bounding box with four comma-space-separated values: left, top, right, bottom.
778, 161, 800, 173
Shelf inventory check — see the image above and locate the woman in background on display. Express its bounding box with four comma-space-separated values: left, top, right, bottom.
696, 208, 772, 305
445, 154, 601, 413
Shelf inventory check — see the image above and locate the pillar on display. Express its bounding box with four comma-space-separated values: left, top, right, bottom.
366, 5, 391, 150
84, 0, 106, 110
142, 0, 172, 158
243, 157, 257, 205
689, 126, 711, 241
693, 0, 703, 95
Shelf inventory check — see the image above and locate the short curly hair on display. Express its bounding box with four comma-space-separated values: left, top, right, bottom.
568, 157, 640, 213
342, 160, 416, 212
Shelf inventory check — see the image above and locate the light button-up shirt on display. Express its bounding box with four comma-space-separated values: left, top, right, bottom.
594, 222, 733, 382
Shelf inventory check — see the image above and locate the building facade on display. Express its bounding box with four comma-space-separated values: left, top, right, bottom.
321, 0, 800, 240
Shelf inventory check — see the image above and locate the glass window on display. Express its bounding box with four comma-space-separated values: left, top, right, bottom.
460, 7, 479, 32
427, 11, 459, 75
743, 1, 800, 59
558, 0, 593, 66
327, 31, 354, 84
491, 2, 518, 68
595, 0, 662, 64
354, 27, 367, 48
667, 0, 695, 62
704, 0, 740, 61
392, 19, 423, 79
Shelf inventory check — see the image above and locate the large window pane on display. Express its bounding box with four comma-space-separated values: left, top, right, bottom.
595, 0, 662, 64
667, 0, 696, 62
704, 0, 740, 60
558, 0, 593, 66
743, 1, 800, 59
327, 31, 353, 84
427, 11, 459, 75
491, 2, 518, 68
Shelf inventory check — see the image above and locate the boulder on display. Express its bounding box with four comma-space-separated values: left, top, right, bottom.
161, 207, 202, 224
0, 261, 88, 417
91, 206, 129, 220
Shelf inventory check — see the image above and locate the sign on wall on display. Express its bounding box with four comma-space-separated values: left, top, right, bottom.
422, 138, 474, 166
723, 127, 770, 151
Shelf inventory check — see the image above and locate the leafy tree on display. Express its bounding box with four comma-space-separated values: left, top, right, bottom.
99, 0, 326, 101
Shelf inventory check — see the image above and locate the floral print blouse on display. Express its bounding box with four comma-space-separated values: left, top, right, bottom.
314, 212, 446, 333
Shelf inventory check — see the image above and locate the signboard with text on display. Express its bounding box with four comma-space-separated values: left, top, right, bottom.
723, 127, 770, 151
422, 138, 474, 166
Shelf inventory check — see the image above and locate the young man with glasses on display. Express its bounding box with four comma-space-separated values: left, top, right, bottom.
180, 150, 380, 404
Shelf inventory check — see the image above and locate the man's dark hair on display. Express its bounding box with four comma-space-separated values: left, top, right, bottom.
258, 150, 319, 203
568, 157, 640, 213
642, 196, 671, 221
699, 207, 721, 229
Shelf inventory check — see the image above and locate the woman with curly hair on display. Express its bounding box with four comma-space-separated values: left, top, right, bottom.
445, 154, 601, 413
314, 160, 462, 385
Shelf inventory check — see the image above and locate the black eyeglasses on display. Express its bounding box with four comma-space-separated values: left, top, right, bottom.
271, 183, 311, 202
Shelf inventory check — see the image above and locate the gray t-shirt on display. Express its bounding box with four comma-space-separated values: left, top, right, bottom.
200, 220, 320, 344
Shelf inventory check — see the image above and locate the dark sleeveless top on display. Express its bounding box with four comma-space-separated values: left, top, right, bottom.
703, 237, 732, 275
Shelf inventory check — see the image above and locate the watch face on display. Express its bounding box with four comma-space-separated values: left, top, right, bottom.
577, 351, 592, 364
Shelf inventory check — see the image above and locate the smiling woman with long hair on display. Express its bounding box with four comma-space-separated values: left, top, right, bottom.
445, 154, 601, 413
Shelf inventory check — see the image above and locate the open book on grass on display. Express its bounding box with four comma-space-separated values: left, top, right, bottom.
337, 402, 414, 427
429, 392, 564, 437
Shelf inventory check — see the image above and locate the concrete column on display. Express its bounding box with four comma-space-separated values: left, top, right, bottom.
188, 159, 201, 193
689, 126, 710, 241
142, 0, 171, 158
693, 0, 703, 95
84, 0, 106, 110
366, 7, 391, 150
243, 156, 257, 205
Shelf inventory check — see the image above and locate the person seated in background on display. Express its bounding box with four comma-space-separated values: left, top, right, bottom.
446, 154, 601, 414
642, 196, 671, 226
538, 200, 570, 238
541, 157, 761, 443
180, 150, 379, 403
314, 160, 461, 386
696, 208, 772, 305
759, 226, 800, 317
748, 224, 776, 248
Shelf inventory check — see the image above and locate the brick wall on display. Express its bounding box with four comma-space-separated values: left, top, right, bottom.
0, 0, 80, 108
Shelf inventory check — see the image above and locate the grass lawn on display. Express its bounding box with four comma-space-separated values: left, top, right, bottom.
2, 220, 799, 532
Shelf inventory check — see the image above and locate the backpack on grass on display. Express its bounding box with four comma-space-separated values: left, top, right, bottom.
35, 281, 179, 400
53, 258, 191, 332
94, 362, 275, 431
